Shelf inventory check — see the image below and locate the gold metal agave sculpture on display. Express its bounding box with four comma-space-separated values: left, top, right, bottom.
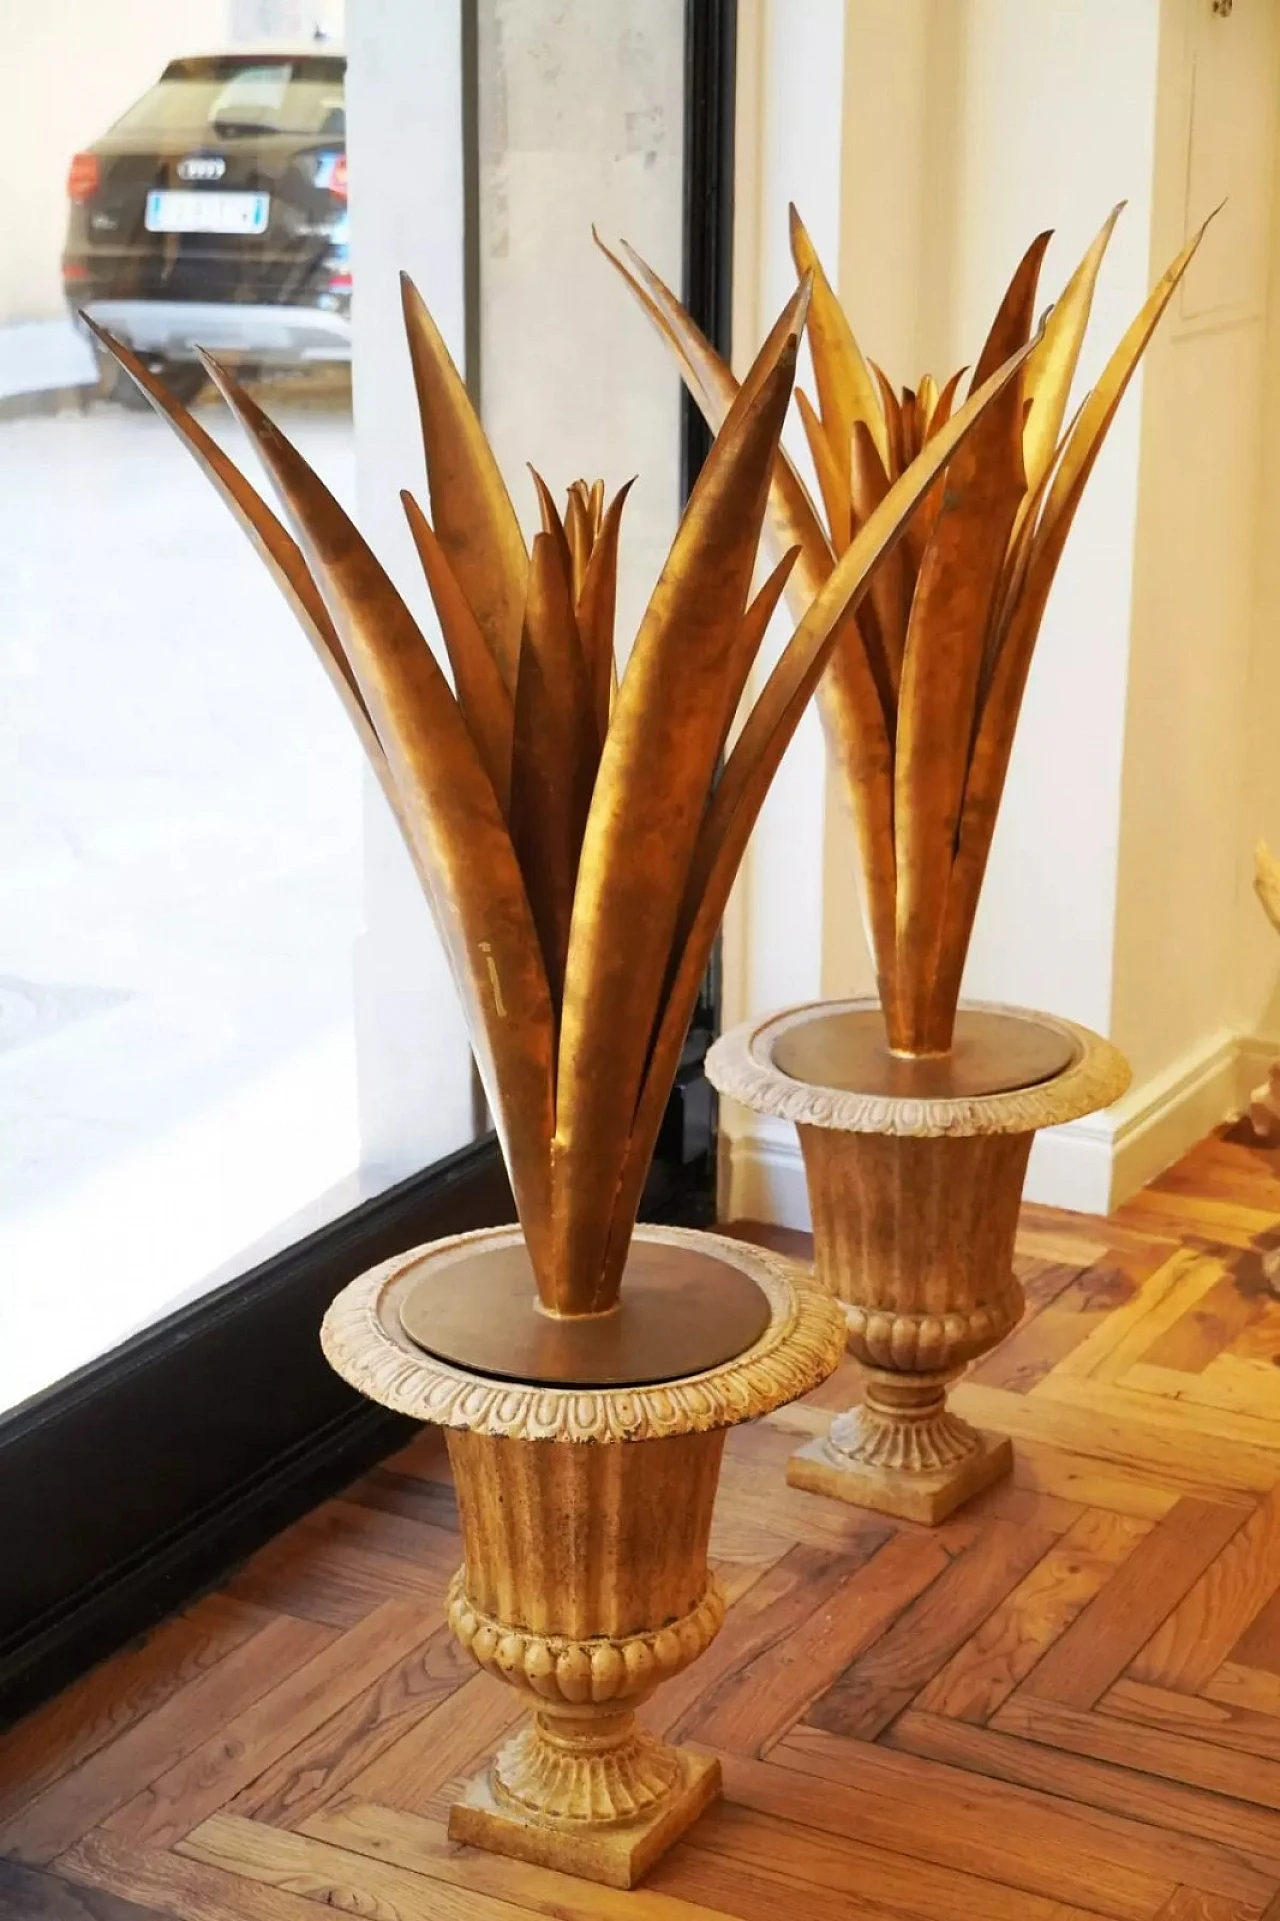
601, 205, 1211, 1057
88, 272, 1028, 1320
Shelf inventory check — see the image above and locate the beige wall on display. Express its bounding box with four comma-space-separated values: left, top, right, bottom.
1232, 15, 1280, 1053
823, 0, 1164, 1043
725, 0, 1280, 1223
1113, 0, 1278, 1093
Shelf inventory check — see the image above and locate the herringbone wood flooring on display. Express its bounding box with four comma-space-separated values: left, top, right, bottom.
10, 1127, 1280, 1918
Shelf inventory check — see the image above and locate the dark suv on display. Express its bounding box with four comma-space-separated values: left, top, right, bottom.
63, 49, 349, 405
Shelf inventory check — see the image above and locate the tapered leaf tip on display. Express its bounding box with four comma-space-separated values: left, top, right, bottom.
593, 225, 635, 278
793, 268, 815, 341
194, 347, 265, 426
193, 344, 241, 396
774, 331, 801, 384
81, 316, 154, 406
398, 270, 431, 330
617, 235, 657, 276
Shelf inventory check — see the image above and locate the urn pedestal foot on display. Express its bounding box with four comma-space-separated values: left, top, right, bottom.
707, 1001, 1131, 1525
787, 1366, 1011, 1521
787, 1423, 1011, 1523
449, 1713, 720, 1888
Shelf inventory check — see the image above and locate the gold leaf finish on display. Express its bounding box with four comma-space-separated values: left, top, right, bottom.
322, 1225, 843, 1887
401, 490, 514, 816
94, 241, 1025, 1315
400, 273, 528, 694
707, 999, 1130, 1524
610, 209, 1207, 1055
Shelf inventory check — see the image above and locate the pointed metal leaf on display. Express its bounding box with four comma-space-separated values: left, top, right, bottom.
849, 418, 906, 702
552, 333, 801, 1310
203, 354, 556, 1272
509, 532, 598, 1021
576, 480, 633, 740
1022, 204, 1124, 491
86, 318, 378, 762
969, 230, 1052, 390
401, 489, 514, 815
528, 465, 575, 593
400, 273, 528, 696
789, 203, 890, 471
796, 388, 850, 550
936, 215, 1211, 1022
892, 370, 1025, 1050
682, 331, 1041, 1037
597, 231, 834, 603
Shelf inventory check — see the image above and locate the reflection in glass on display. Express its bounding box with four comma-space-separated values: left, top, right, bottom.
0, 1, 472, 1413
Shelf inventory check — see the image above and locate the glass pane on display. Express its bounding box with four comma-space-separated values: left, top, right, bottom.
1, 2, 475, 1412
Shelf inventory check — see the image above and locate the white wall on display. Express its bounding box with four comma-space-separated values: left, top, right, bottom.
345, 0, 477, 1181
945, 0, 1161, 1049
6, 2, 223, 324
716, 0, 847, 1224
5, 1, 344, 327
823, 0, 1162, 1048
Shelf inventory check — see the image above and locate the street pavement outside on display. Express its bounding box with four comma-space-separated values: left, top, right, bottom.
0, 372, 378, 1411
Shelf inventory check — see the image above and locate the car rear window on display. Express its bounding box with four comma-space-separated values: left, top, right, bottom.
108, 57, 346, 140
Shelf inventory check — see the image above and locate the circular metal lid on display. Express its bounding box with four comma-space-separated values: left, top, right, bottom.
771, 1005, 1078, 1100
395, 1236, 774, 1388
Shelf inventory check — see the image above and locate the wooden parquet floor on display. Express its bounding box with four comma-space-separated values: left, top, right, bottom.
13, 1127, 1280, 1918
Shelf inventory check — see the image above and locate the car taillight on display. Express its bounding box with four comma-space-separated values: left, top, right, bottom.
67, 152, 100, 203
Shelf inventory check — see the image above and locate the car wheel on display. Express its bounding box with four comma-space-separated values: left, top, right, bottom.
97, 351, 205, 410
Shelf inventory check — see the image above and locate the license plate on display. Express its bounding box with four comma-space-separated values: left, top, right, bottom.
144, 190, 270, 235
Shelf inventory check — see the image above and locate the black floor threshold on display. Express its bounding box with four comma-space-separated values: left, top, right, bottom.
0, 1135, 512, 1727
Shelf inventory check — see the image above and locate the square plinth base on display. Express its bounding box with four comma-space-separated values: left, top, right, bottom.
787, 1428, 1013, 1525
448, 1749, 721, 1890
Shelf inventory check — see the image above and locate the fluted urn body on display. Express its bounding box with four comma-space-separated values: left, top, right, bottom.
322, 1222, 845, 1887
707, 999, 1129, 1524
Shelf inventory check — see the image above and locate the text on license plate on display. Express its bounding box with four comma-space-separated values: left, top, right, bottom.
145, 191, 270, 235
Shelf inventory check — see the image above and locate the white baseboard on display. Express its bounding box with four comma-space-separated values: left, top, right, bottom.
719, 1113, 812, 1229
1026, 1024, 1246, 1214
720, 1025, 1274, 1228
1237, 1033, 1280, 1108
